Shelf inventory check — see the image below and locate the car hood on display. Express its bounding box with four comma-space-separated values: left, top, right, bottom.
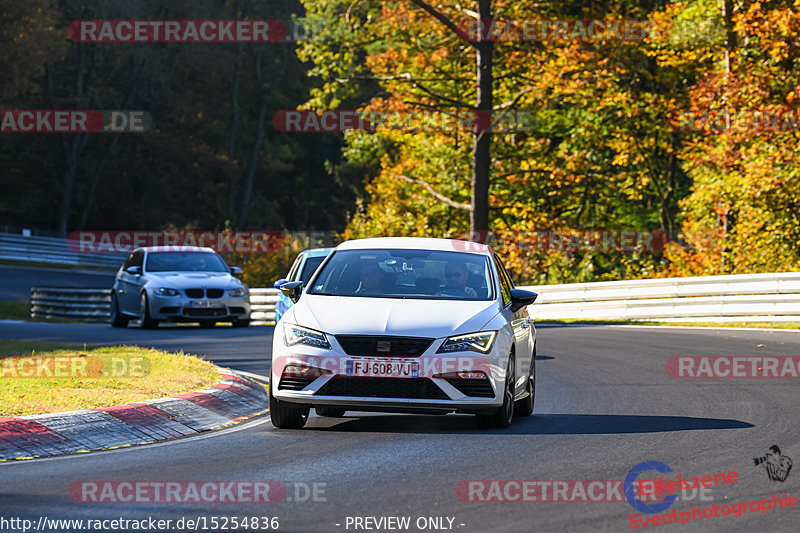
144, 272, 242, 288
290, 294, 500, 337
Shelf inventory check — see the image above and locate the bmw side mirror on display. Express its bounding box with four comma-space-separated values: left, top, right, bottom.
280, 281, 303, 303
273, 278, 288, 289
125, 266, 142, 275
230, 266, 243, 276
510, 289, 537, 313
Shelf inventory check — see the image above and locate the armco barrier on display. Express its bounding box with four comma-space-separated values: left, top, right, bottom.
0, 232, 127, 269
29, 273, 800, 324
523, 272, 800, 322
29, 287, 280, 325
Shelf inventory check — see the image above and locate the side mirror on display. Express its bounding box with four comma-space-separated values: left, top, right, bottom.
273, 278, 288, 289
230, 266, 243, 276
510, 289, 537, 313
126, 266, 142, 275
280, 281, 303, 303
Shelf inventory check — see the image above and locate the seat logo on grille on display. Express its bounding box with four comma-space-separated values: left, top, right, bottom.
376, 341, 391, 353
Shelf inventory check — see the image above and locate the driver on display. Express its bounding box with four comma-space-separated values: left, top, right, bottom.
356, 264, 384, 294
444, 263, 478, 297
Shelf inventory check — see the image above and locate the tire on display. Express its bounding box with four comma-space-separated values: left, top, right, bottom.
316, 407, 346, 417
138, 292, 158, 329
269, 376, 309, 429
514, 343, 535, 416
232, 318, 250, 328
109, 292, 129, 328
477, 354, 515, 428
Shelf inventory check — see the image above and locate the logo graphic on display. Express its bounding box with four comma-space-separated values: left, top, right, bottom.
754, 445, 793, 482
625, 461, 678, 514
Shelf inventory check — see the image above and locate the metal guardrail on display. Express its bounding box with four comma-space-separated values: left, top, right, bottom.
29, 273, 800, 324
0, 232, 126, 269
30, 287, 113, 322
29, 287, 280, 324
522, 272, 800, 322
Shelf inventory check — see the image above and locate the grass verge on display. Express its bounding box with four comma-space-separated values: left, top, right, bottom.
0, 340, 221, 417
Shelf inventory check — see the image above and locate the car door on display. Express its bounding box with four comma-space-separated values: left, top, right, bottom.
117, 250, 144, 311
493, 253, 533, 395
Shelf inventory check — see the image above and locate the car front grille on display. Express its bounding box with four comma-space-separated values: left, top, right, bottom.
185, 288, 204, 298
315, 377, 448, 400
159, 306, 180, 314
206, 288, 224, 298
228, 307, 246, 314
334, 335, 434, 357
183, 308, 227, 317
444, 377, 495, 398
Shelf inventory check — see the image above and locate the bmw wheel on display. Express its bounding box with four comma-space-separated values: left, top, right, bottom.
138, 292, 158, 329
109, 292, 129, 328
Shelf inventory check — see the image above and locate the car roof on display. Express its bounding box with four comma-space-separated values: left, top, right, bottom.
133, 246, 217, 253
301, 247, 334, 257
334, 237, 491, 255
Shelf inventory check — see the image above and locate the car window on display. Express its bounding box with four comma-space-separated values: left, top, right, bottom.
145, 252, 228, 272
123, 253, 135, 269
299, 255, 326, 286
493, 254, 512, 306
287, 253, 304, 281
308, 249, 494, 300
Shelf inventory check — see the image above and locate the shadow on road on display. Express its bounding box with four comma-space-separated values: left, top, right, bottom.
308, 413, 754, 435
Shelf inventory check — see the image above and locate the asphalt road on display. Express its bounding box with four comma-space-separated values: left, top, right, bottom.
0, 265, 117, 301
1, 323, 799, 532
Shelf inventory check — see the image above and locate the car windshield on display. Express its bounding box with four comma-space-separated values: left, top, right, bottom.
299, 255, 327, 285
307, 249, 494, 300
145, 252, 229, 273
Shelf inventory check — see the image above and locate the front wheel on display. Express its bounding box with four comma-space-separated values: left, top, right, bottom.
514, 344, 535, 416
269, 378, 309, 429
110, 292, 129, 328
477, 354, 515, 428
138, 292, 158, 329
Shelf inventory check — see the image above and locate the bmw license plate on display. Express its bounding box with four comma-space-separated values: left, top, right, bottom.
345, 359, 419, 378
190, 301, 224, 308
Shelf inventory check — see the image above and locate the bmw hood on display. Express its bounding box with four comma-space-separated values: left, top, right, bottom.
290, 295, 500, 338
145, 272, 243, 288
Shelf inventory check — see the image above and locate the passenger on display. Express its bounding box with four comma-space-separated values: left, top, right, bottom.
356, 264, 383, 295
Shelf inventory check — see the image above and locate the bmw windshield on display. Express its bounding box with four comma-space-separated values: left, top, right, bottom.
306, 249, 494, 300
145, 252, 229, 272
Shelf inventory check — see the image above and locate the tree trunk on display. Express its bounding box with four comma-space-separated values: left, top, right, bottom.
471, 0, 493, 233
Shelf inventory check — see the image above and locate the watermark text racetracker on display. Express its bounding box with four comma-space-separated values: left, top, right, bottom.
666, 356, 800, 378
0, 110, 151, 133
69, 480, 326, 503
0, 356, 150, 379
68, 230, 287, 254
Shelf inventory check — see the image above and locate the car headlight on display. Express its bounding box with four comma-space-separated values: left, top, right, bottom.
229, 287, 248, 297
283, 323, 331, 349
156, 287, 179, 296
437, 331, 497, 353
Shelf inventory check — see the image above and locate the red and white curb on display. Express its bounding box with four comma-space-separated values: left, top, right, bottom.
0, 368, 268, 462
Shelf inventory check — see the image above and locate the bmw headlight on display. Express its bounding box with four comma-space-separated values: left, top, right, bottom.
437, 331, 497, 353
229, 287, 248, 297
156, 287, 179, 296
284, 323, 331, 349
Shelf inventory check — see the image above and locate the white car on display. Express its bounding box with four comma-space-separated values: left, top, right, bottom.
269, 237, 537, 429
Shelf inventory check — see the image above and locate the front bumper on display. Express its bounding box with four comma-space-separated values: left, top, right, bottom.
271, 337, 507, 413
147, 292, 251, 321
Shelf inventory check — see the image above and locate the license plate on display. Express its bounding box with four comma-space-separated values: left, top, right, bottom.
190, 301, 224, 308
345, 359, 419, 378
